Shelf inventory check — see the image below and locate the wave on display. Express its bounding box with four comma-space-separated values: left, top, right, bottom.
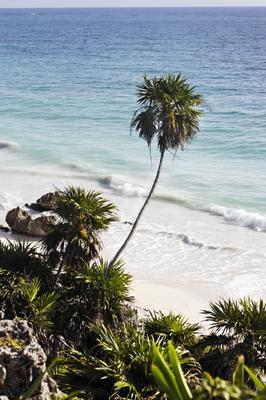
0, 192, 22, 213
3, 161, 265, 235
97, 175, 190, 207
0, 140, 17, 150
98, 175, 148, 197
136, 226, 237, 252
207, 204, 266, 233
97, 174, 266, 233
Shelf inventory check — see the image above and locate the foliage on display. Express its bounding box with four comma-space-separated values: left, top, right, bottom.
196, 298, 266, 378
42, 186, 117, 270
131, 73, 203, 154
144, 311, 200, 348
90, 322, 199, 399
92, 322, 159, 399
19, 277, 60, 331
0, 240, 51, 284
152, 341, 193, 400
152, 343, 266, 400
0, 272, 59, 334
77, 259, 133, 324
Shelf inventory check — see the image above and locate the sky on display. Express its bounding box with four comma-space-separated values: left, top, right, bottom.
0, 0, 266, 7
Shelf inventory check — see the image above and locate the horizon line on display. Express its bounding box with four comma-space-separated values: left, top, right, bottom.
0, 5, 266, 8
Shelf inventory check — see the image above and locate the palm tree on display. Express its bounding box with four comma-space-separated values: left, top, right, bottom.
42, 186, 117, 280
196, 298, 266, 378
111, 74, 203, 264
77, 259, 134, 324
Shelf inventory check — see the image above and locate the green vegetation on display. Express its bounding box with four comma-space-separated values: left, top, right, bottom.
152, 342, 266, 400
1, 188, 265, 399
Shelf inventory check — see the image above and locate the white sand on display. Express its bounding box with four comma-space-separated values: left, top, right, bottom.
131, 280, 211, 326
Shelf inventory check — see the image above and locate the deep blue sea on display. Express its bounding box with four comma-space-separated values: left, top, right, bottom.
0, 7, 266, 230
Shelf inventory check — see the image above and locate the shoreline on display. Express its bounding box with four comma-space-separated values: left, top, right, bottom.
1, 177, 266, 312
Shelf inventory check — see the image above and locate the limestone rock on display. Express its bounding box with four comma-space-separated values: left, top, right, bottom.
0, 319, 61, 399
5, 207, 56, 238
26, 192, 58, 212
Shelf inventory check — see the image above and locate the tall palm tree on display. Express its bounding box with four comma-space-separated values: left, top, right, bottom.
111, 74, 203, 264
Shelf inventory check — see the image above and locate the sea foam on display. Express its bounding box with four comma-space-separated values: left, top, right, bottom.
207, 204, 266, 232
99, 174, 266, 233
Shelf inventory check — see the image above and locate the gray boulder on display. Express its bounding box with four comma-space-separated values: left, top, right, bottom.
26, 192, 58, 212
0, 319, 61, 399
6, 207, 56, 238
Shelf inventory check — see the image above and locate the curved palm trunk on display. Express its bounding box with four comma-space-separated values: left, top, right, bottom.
110, 148, 165, 265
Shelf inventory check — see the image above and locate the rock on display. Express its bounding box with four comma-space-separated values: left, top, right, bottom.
0, 319, 61, 399
5, 207, 56, 238
0, 226, 10, 233
26, 192, 58, 212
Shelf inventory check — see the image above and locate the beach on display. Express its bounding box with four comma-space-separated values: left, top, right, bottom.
1, 163, 266, 321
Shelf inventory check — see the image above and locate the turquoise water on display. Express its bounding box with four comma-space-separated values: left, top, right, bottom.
0, 7, 266, 230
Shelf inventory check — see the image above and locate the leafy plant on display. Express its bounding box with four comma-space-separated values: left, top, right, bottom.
77, 259, 133, 324
196, 298, 266, 378
92, 322, 161, 399
0, 240, 51, 284
42, 186, 117, 278
19, 277, 60, 331
152, 343, 266, 400
144, 311, 200, 348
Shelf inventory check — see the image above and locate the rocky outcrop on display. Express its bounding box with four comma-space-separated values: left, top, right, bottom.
26, 192, 58, 212
0, 319, 61, 399
5, 207, 56, 238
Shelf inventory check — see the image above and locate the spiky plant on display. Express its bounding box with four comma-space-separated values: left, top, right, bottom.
0, 240, 51, 284
42, 186, 117, 278
143, 311, 200, 348
89, 322, 199, 399
19, 277, 60, 332
92, 322, 163, 399
152, 343, 266, 400
77, 259, 133, 324
196, 298, 266, 378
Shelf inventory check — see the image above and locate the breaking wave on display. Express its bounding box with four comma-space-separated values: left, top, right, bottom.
207, 204, 266, 232
99, 174, 266, 233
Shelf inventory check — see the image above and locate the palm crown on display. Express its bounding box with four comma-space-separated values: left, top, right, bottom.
131, 74, 203, 153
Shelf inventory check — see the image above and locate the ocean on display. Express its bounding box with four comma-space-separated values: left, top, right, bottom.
0, 7, 265, 303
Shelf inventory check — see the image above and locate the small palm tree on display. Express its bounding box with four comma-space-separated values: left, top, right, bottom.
197, 298, 266, 378
111, 74, 203, 264
77, 259, 133, 324
42, 186, 117, 279
0, 240, 50, 281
